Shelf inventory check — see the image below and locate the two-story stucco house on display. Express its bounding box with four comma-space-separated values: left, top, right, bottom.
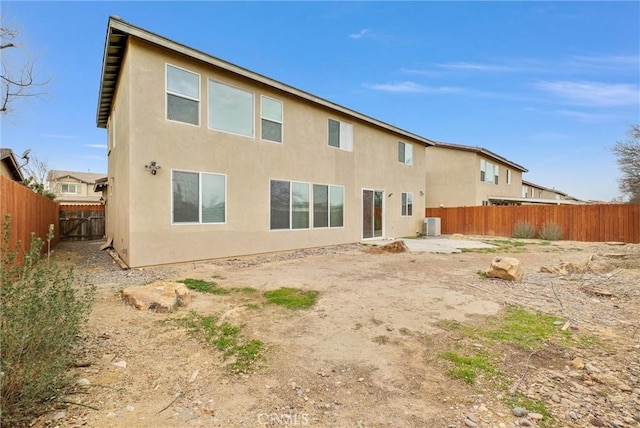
424, 141, 528, 208
48, 170, 107, 204
521, 180, 581, 205
96, 16, 435, 268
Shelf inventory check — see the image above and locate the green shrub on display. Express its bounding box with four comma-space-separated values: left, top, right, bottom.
538, 222, 563, 241
1, 215, 95, 426
511, 221, 536, 239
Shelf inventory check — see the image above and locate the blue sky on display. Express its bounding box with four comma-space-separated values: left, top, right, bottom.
1, 1, 638, 202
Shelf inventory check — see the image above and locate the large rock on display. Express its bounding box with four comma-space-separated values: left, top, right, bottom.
121, 281, 191, 312
485, 256, 523, 281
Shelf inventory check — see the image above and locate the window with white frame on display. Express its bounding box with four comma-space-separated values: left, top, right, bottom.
522, 185, 528, 198
313, 184, 344, 228
398, 142, 413, 165
208, 80, 254, 137
506, 168, 511, 185
60, 183, 80, 194
166, 64, 200, 126
172, 170, 226, 224
271, 181, 344, 230
401, 192, 413, 216
261, 96, 283, 143
269, 180, 310, 230
480, 159, 499, 184
327, 119, 353, 151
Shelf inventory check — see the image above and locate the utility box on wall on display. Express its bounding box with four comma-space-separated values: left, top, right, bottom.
424, 217, 441, 236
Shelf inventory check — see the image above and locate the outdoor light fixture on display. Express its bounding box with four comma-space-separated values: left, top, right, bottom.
99, 196, 105, 205
145, 161, 161, 175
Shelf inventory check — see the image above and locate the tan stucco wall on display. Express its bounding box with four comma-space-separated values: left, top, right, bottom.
105, 40, 133, 264
425, 147, 524, 207
110, 39, 426, 267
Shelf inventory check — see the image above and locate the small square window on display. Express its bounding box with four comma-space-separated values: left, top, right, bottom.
398, 142, 412, 165
328, 119, 353, 151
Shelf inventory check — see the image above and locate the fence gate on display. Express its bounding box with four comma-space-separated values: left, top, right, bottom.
59, 204, 105, 241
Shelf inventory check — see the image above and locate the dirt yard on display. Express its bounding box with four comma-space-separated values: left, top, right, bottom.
33, 237, 639, 428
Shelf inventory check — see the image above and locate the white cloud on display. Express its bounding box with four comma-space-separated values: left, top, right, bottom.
554, 109, 613, 123
568, 55, 640, 75
535, 80, 639, 107
348, 29, 371, 39
363, 81, 461, 94
85, 144, 108, 149
436, 62, 516, 72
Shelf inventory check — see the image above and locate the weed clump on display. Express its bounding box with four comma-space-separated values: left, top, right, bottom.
1, 215, 95, 426
538, 222, 563, 241
264, 287, 319, 309
511, 221, 536, 239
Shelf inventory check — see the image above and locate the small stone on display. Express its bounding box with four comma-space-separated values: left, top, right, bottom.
560, 398, 577, 407
618, 383, 632, 392
633, 388, 640, 395
126, 405, 134, 412
590, 417, 606, 427
551, 394, 561, 403
464, 418, 478, 427
478, 404, 488, 412
112, 360, 127, 368
585, 363, 600, 374
611, 420, 624, 428
569, 412, 582, 420
466, 413, 480, 423
76, 378, 91, 388
553, 320, 563, 325
513, 407, 528, 417
571, 357, 585, 370
52, 411, 66, 420
529, 412, 543, 420
518, 420, 535, 427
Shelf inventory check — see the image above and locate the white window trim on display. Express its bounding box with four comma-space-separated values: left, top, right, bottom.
260, 95, 283, 144
60, 183, 80, 194
171, 169, 227, 225
398, 141, 413, 165
401, 192, 413, 217
327, 118, 353, 152
269, 180, 345, 231
165, 63, 201, 127
208, 79, 255, 138
506, 169, 511, 185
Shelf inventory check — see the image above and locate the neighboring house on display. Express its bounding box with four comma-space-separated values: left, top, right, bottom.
520, 180, 582, 205
48, 170, 107, 204
96, 16, 435, 268
0, 148, 25, 182
424, 141, 528, 207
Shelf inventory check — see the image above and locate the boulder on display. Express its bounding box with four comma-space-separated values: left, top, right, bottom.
382, 240, 409, 253
485, 257, 523, 281
121, 281, 191, 312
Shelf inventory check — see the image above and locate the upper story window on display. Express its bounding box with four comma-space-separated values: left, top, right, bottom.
398, 141, 413, 165
522, 185, 528, 198
166, 64, 200, 126
60, 183, 80, 194
480, 159, 499, 184
208, 80, 254, 137
261, 96, 283, 143
506, 168, 511, 185
172, 170, 226, 224
328, 119, 353, 151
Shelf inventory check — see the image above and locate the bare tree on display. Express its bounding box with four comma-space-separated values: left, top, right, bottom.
21, 152, 56, 200
1, 24, 48, 115
612, 124, 640, 203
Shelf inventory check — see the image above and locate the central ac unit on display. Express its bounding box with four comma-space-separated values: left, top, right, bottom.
424, 217, 441, 236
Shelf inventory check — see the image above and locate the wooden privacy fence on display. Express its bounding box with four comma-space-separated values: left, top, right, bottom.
425, 204, 640, 243
0, 175, 60, 259
60, 204, 105, 241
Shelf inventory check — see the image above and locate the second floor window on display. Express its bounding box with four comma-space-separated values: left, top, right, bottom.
166, 64, 200, 126
209, 80, 254, 137
480, 159, 499, 184
398, 142, 413, 165
60, 183, 80, 194
261, 96, 283, 143
328, 119, 353, 151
